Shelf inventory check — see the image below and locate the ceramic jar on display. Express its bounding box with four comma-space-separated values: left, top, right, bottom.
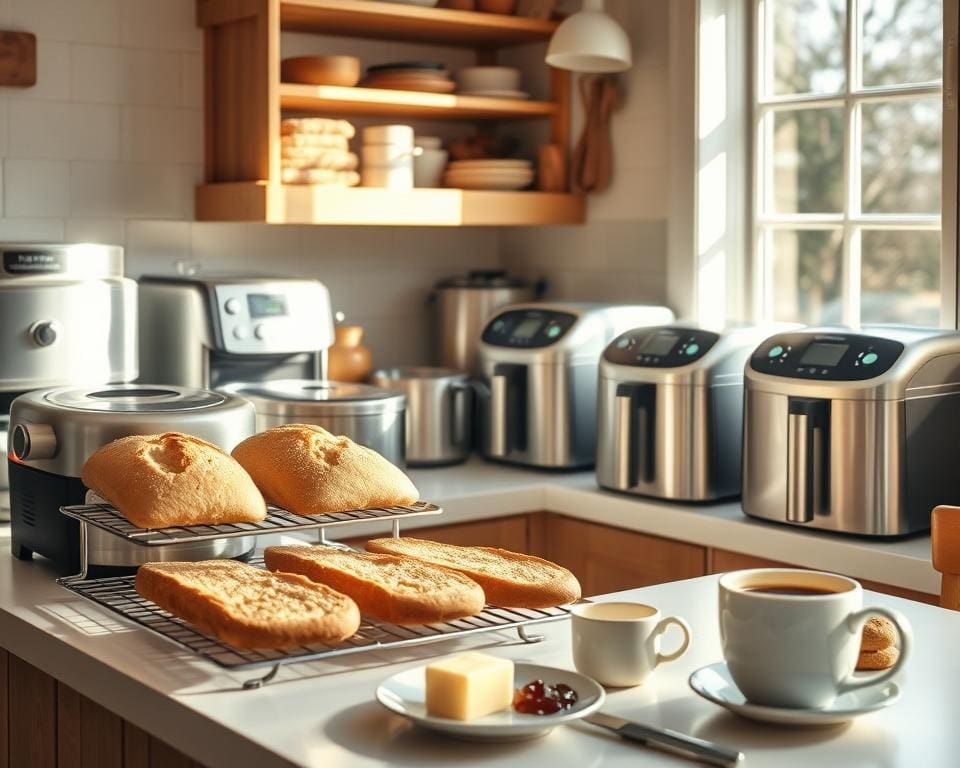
328, 325, 373, 382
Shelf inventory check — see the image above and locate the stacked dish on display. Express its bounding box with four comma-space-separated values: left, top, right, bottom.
456, 66, 529, 99
360, 62, 455, 93
444, 158, 534, 190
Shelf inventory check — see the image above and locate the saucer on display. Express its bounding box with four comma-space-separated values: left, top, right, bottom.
376, 662, 605, 742
688, 661, 900, 726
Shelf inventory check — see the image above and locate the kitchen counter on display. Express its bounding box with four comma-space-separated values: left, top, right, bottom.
0, 549, 956, 768
331, 459, 938, 596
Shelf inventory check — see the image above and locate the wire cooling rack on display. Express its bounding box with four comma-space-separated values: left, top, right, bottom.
60, 561, 569, 689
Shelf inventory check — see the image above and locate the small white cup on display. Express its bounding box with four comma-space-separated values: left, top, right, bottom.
571, 602, 691, 687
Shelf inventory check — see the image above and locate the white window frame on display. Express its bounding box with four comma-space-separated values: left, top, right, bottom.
751, 0, 948, 327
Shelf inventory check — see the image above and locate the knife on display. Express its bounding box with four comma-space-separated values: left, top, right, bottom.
583, 712, 744, 767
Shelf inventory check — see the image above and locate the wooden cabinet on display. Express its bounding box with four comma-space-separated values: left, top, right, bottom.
541, 515, 708, 597
0, 652, 202, 768
195, 0, 585, 226
342, 514, 532, 552
707, 548, 939, 605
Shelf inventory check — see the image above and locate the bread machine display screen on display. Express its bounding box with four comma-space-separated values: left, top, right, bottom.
799, 342, 848, 367
482, 310, 578, 348
638, 332, 680, 356
248, 294, 288, 318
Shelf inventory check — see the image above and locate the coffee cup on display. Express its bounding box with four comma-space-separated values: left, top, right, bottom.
571, 602, 691, 687
719, 568, 912, 709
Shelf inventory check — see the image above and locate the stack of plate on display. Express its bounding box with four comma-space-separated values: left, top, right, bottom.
360, 62, 456, 94
444, 159, 534, 190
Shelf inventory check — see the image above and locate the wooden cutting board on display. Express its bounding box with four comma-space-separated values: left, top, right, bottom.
0, 31, 36, 87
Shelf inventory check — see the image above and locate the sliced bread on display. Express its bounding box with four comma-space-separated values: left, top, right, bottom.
135, 560, 360, 649
365, 537, 581, 609
265, 545, 486, 625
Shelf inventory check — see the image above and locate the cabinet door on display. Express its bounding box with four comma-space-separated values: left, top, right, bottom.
343, 514, 531, 553
707, 548, 938, 604
545, 516, 707, 597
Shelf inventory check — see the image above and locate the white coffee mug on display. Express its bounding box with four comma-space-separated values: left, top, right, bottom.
571, 602, 691, 687
719, 569, 912, 709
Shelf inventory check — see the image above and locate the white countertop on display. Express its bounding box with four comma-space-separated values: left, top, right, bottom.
342, 459, 936, 596
1, 551, 957, 768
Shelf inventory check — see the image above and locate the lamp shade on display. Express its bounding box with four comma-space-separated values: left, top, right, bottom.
545, 0, 632, 73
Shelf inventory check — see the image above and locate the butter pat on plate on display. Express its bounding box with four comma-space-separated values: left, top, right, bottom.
425, 653, 515, 720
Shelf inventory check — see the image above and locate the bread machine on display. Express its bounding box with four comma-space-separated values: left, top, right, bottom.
8, 384, 256, 573
222, 380, 406, 465
597, 325, 785, 501
137, 275, 334, 388
743, 326, 960, 537
477, 302, 674, 469
0, 243, 137, 521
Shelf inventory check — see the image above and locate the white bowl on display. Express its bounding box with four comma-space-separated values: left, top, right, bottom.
456, 66, 522, 92
414, 148, 449, 187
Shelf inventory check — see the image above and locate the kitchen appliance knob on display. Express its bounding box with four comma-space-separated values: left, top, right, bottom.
233, 326, 249, 340
11, 423, 57, 460
30, 321, 59, 347
254, 324, 266, 340
224, 298, 241, 315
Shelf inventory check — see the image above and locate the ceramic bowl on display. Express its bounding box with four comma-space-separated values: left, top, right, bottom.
280, 56, 361, 87
456, 66, 522, 92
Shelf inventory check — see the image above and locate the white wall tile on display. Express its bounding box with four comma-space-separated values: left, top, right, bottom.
119, 0, 200, 52
4, 158, 68, 216
9, 0, 120, 45
181, 53, 202, 108
10, 40, 70, 101
0, 217, 64, 241
9, 100, 119, 160
121, 106, 201, 163
69, 161, 183, 219
64, 217, 124, 245
124, 219, 191, 276
71, 46, 182, 106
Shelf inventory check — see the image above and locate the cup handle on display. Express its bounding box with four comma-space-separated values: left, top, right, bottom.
654, 615, 692, 665
837, 606, 912, 696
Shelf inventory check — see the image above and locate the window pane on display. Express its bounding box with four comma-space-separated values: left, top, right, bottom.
771, 0, 846, 95
861, 230, 941, 325
861, 0, 942, 87
771, 107, 844, 213
861, 99, 941, 214
771, 229, 843, 322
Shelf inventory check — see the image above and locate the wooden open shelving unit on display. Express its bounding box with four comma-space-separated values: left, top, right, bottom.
195, 0, 585, 226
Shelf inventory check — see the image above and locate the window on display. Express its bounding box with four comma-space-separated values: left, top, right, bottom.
754, 0, 943, 326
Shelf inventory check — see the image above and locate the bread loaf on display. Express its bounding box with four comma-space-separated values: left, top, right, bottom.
81, 432, 266, 529
231, 424, 419, 515
135, 560, 361, 649
365, 538, 581, 609
264, 545, 485, 625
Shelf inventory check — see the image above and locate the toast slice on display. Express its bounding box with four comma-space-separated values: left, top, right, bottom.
365, 538, 581, 609
135, 560, 360, 649
264, 545, 486, 625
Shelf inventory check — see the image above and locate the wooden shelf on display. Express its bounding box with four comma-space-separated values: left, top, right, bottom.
280, 83, 556, 120
277, 0, 559, 48
196, 182, 585, 226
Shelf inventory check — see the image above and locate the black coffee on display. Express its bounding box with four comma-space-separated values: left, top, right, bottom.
742, 585, 837, 596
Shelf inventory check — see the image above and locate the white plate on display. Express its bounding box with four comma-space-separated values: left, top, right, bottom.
376, 662, 605, 742
458, 89, 531, 100
444, 178, 534, 191
448, 159, 532, 170
688, 661, 900, 726
445, 171, 535, 181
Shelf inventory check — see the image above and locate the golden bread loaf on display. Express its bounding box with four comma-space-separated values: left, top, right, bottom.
81, 432, 267, 529
135, 560, 361, 649
857, 645, 899, 671
231, 424, 419, 515
365, 537, 581, 609
264, 545, 486, 625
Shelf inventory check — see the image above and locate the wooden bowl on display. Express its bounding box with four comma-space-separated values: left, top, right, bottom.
477, 0, 517, 13
281, 56, 361, 87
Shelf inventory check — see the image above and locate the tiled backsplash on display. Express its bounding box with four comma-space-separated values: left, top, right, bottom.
0, 0, 672, 367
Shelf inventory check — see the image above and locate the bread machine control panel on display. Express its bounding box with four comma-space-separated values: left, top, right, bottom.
481, 309, 578, 348
212, 282, 331, 355
749, 332, 905, 380
603, 327, 720, 367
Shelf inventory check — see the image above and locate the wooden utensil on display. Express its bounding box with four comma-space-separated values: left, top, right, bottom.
571, 75, 617, 194
0, 31, 35, 87
932, 504, 960, 609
